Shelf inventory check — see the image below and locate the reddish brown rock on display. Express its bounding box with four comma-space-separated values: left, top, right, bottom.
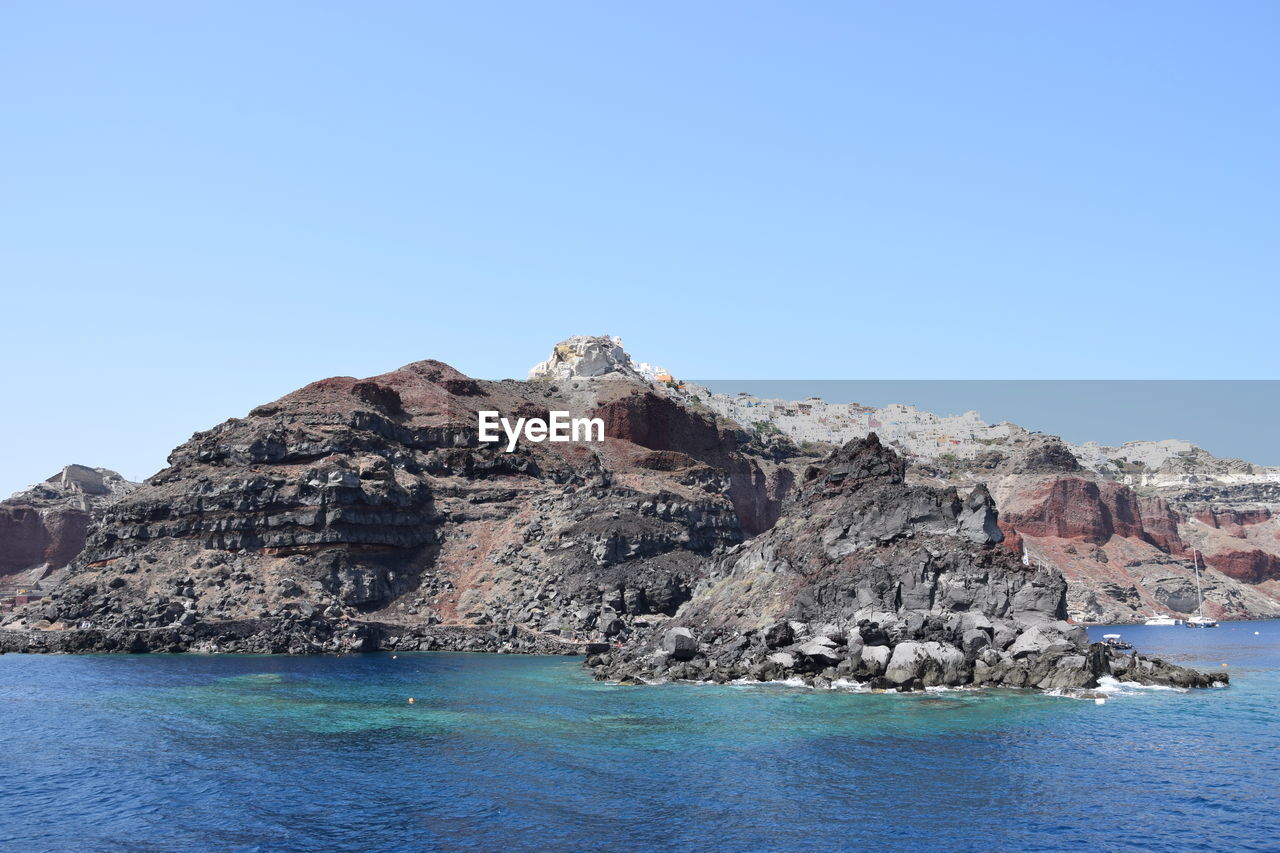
1000, 477, 1158, 547
1193, 507, 1273, 535
1137, 496, 1185, 555
1203, 548, 1280, 584
0, 505, 51, 575
1001, 525, 1025, 557
1, 467, 135, 582
23, 360, 816, 654
594, 391, 792, 535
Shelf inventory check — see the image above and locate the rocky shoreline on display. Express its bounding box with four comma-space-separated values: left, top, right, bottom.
0, 620, 598, 656
585, 620, 1224, 691
0, 617, 1224, 693
582, 434, 1226, 691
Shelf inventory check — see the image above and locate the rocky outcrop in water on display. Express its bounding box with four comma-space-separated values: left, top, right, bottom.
0, 341, 1237, 692
588, 436, 1225, 690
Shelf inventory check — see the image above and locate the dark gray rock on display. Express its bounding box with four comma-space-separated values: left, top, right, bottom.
764, 620, 794, 649
795, 640, 842, 666
589, 436, 1225, 692
961, 628, 991, 660
661, 627, 698, 660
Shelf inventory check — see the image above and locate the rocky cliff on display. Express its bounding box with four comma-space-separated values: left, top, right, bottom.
670, 368, 1280, 623
683, 374, 1280, 624
988, 449, 1280, 623
1, 355, 801, 655
589, 436, 1221, 690
0, 466, 137, 587
0, 340, 1240, 692
527, 334, 640, 381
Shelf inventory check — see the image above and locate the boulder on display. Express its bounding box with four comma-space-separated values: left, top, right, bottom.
814, 623, 846, 644
885, 641, 967, 687
960, 612, 995, 634
764, 621, 794, 649
884, 642, 928, 685
961, 629, 991, 660
598, 611, 624, 637
956, 484, 1003, 544
1007, 626, 1075, 660
661, 627, 698, 661
795, 640, 842, 665
859, 622, 891, 646
860, 644, 892, 676
1033, 655, 1094, 690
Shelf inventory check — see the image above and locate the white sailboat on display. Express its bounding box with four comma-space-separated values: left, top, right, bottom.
1185, 549, 1219, 628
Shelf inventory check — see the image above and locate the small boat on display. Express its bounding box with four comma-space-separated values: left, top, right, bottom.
1144, 614, 1184, 626
1102, 633, 1133, 650
1185, 550, 1219, 627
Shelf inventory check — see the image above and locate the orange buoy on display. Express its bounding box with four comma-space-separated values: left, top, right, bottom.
408, 697, 415, 704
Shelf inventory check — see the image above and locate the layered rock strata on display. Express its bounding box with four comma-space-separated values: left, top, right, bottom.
992, 460, 1280, 623
3, 358, 800, 655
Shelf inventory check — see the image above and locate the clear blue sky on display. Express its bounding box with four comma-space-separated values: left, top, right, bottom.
3, 2, 1277, 494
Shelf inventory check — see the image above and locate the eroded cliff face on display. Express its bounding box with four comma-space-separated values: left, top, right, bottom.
2, 360, 806, 654
0, 466, 137, 585
991, 466, 1280, 624
998, 477, 1174, 548
588, 436, 1222, 691
594, 391, 795, 535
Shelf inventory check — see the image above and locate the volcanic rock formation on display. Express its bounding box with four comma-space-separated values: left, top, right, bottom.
588, 436, 1223, 690
1, 354, 799, 654
0, 339, 1241, 692
994, 471, 1280, 623
0, 466, 137, 586
678, 374, 1280, 623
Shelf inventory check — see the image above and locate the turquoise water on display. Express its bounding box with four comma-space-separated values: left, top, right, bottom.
1, 622, 1277, 852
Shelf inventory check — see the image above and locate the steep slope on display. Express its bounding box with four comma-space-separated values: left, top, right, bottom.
974, 435, 1280, 623
1, 355, 800, 653
684, 374, 1280, 624
0, 466, 137, 593
995, 470, 1280, 623
590, 436, 1222, 690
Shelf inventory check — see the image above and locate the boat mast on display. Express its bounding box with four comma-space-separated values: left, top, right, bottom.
1192, 548, 1204, 620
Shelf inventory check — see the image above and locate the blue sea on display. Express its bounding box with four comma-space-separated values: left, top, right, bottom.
2, 623, 1278, 852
